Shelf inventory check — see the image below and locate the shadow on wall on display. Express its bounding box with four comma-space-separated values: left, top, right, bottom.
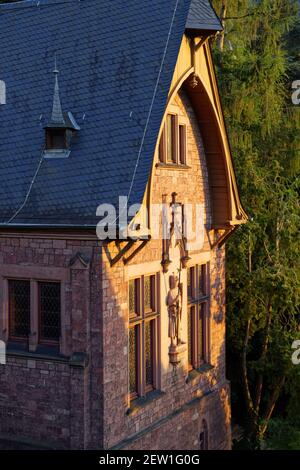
101, 242, 231, 451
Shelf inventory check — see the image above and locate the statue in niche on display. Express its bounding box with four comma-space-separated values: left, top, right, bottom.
167, 274, 184, 347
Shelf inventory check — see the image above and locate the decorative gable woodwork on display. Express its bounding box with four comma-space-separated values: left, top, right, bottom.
149, 35, 247, 232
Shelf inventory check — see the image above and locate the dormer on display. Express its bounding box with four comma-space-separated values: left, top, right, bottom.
44, 60, 80, 158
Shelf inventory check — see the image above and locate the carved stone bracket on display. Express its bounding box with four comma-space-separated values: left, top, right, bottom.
169, 343, 187, 368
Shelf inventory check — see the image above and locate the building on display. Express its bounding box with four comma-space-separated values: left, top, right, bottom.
0, 0, 246, 450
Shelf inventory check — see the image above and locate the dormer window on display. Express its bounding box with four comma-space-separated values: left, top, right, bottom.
44, 114, 79, 158
43, 59, 80, 159
158, 113, 187, 166
46, 128, 67, 150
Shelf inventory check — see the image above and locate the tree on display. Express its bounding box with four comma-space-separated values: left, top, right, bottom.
211, 0, 300, 447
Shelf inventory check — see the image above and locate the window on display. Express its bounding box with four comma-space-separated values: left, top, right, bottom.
7, 279, 61, 348
166, 114, 176, 163
129, 326, 138, 398
9, 280, 30, 340
179, 124, 186, 165
46, 128, 67, 150
187, 264, 210, 371
199, 420, 209, 450
129, 278, 140, 317
158, 113, 186, 165
129, 274, 159, 400
38, 282, 61, 345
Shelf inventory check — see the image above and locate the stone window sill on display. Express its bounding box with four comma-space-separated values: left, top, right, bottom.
155, 162, 191, 170
186, 363, 214, 383
6, 346, 89, 368
126, 390, 166, 416
7, 347, 67, 363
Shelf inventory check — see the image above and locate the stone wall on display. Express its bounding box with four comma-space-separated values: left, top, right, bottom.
101, 90, 231, 450
0, 89, 231, 450
0, 236, 103, 449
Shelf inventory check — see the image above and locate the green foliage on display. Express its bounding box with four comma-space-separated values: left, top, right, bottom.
212, 0, 300, 446
266, 418, 300, 449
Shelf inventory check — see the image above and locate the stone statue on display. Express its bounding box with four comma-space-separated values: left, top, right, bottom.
167, 274, 183, 347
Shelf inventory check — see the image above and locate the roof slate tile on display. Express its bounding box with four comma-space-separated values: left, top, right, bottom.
0, 0, 221, 227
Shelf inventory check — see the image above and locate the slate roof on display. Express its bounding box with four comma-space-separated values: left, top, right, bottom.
0, 0, 222, 228
186, 0, 222, 32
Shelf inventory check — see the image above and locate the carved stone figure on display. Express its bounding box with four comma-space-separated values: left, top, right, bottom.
167, 274, 183, 347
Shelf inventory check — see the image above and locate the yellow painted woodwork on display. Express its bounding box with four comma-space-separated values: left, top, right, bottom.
133, 33, 247, 236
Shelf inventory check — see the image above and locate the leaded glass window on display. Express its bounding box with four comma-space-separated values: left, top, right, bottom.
39, 282, 61, 343
187, 264, 210, 370
128, 274, 159, 401
198, 304, 205, 363
144, 275, 155, 314
187, 307, 193, 369
129, 279, 139, 317
198, 264, 206, 298
9, 280, 30, 339
145, 321, 154, 389
129, 326, 138, 397
187, 266, 195, 300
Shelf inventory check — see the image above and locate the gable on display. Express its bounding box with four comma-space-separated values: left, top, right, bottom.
0, 0, 226, 229
146, 35, 247, 229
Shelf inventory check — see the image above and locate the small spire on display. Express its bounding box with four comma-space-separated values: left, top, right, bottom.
50, 54, 65, 126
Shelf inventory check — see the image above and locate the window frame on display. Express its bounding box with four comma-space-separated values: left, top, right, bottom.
179, 123, 187, 165
6, 277, 62, 349
8, 278, 31, 343
128, 273, 160, 401
38, 280, 61, 347
187, 263, 210, 371
0, 265, 67, 356
158, 112, 187, 166
46, 128, 67, 150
